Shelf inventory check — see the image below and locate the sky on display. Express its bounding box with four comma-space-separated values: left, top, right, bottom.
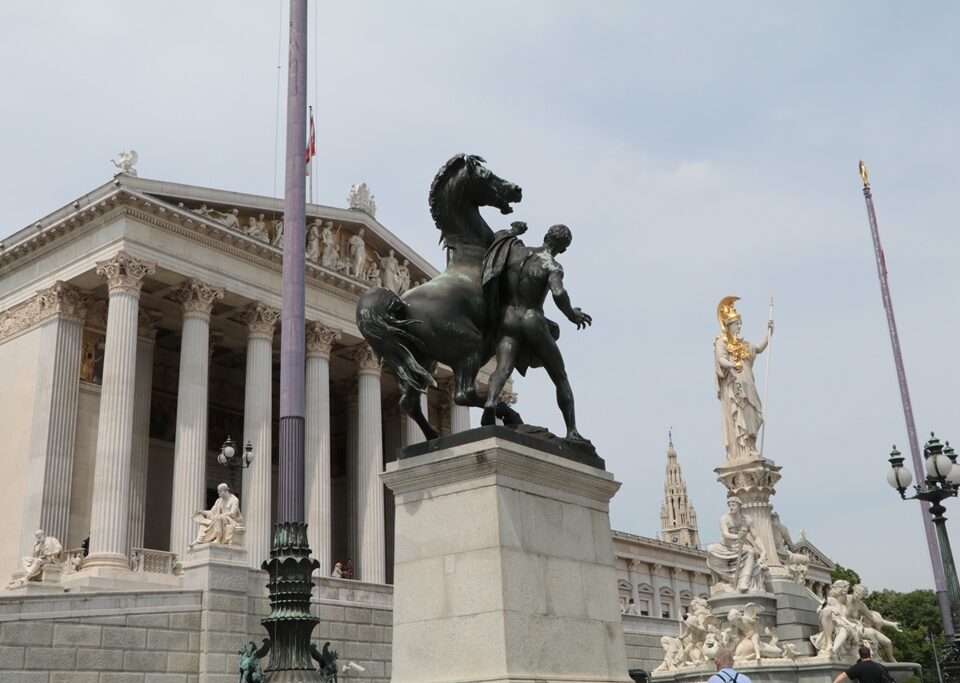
2, 1, 958, 593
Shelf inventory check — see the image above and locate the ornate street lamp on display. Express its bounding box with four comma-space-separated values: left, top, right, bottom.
888, 433, 960, 681
218, 435, 253, 493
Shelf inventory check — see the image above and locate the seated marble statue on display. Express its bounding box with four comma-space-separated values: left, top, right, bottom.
193, 483, 243, 545
771, 512, 809, 583
706, 496, 766, 593
21, 529, 62, 580
847, 583, 900, 662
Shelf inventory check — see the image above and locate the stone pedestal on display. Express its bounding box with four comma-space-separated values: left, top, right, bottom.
382, 426, 631, 683
651, 661, 921, 683
769, 576, 820, 656
708, 591, 778, 636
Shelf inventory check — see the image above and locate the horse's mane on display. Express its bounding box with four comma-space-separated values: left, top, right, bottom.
428, 153, 471, 232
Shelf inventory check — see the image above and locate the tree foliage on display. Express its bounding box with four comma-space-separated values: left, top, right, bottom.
831, 563, 862, 585
864, 589, 945, 683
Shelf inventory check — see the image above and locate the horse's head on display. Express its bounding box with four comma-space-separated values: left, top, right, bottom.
429, 154, 523, 248
459, 155, 523, 215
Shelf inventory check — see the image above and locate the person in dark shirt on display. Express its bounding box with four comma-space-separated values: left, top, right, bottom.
833, 645, 893, 683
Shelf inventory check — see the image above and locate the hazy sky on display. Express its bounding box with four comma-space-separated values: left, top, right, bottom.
3, 1, 958, 592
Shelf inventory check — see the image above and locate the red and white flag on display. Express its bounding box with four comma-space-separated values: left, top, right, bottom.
305, 111, 316, 175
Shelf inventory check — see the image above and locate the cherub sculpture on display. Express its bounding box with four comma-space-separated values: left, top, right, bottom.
727, 604, 783, 662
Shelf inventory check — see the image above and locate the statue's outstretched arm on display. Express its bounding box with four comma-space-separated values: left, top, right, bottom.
549, 271, 591, 329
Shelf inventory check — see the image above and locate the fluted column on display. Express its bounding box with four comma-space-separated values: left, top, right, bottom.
354, 343, 384, 583
345, 382, 358, 566
168, 278, 224, 562
304, 321, 340, 576
19, 282, 91, 558
127, 310, 162, 551
401, 393, 429, 446
86, 253, 156, 569
239, 302, 281, 568
440, 377, 471, 434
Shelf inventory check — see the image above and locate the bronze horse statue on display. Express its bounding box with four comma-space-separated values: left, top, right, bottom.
356, 154, 523, 439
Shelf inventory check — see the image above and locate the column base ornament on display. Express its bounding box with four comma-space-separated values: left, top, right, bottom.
261, 522, 325, 681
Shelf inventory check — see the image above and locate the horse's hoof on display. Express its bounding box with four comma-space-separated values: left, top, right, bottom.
480, 407, 497, 426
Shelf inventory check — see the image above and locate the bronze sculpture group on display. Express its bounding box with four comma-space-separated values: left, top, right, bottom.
356, 154, 592, 446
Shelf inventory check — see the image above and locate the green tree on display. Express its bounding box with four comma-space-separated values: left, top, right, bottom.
865, 589, 945, 683
831, 563, 862, 585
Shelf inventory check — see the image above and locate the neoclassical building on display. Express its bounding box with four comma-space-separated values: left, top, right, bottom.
0, 172, 470, 588
0, 174, 837, 680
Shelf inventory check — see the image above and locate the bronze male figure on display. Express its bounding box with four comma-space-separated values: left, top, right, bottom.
480, 222, 592, 442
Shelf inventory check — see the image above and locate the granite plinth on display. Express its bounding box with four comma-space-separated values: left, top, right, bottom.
651, 660, 921, 683
400, 423, 606, 470
383, 431, 629, 683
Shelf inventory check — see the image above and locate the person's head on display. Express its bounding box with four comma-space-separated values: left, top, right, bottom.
727, 496, 742, 513
34, 529, 44, 541
859, 645, 872, 660
714, 648, 734, 670
217, 483, 229, 498
727, 608, 741, 623
852, 583, 868, 599
726, 319, 742, 337
334, 562, 341, 568
543, 224, 572, 255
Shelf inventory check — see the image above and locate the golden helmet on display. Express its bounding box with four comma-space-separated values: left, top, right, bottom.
716, 296, 741, 332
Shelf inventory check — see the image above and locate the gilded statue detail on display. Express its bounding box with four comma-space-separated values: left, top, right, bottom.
715, 296, 771, 460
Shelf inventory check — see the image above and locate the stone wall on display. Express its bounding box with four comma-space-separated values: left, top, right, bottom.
0, 589, 202, 683
0, 573, 664, 682
623, 612, 682, 674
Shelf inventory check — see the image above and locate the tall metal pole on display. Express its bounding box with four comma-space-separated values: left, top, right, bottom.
279, 0, 308, 524
859, 160, 952, 634
260, 3, 323, 678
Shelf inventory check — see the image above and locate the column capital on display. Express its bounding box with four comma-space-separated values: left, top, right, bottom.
95, 251, 156, 296
36, 281, 94, 323
173, 278, 224, 318
352, 342, 381, 375
305, 321, 341, 359
239, 301, 281, 339
137, 309, 163, 342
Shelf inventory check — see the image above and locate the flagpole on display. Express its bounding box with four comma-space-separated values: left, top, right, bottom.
860, 160, 953, 634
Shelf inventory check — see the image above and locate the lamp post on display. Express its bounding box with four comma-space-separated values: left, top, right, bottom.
888, 433, 960, 681
218, 435, 253, 495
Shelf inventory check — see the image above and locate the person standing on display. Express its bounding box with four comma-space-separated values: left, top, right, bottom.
833, 646, 895, 683
707, 649, 752, 683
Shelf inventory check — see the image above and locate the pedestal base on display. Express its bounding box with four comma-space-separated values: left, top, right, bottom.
652, 659, 921, 682
382, 426, 631, 683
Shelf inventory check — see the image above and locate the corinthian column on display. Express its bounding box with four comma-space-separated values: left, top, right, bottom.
128, 310, 162, 551
354, 343, 384, 583
19, 282, 91, 559
86, 253, 156, 569
168, 278, 224, 563
305, 321, 340, 576
239, 302, 281, 568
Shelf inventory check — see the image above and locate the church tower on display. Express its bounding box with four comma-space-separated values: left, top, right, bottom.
659, 434, 700, 548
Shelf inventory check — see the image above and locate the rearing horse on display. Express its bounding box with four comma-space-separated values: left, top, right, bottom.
356, 154, 523, 439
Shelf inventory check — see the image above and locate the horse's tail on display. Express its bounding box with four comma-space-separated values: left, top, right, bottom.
356, 287, 436, 392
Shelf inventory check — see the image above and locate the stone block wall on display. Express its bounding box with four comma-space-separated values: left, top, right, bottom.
0, 573, 661, 682
623, 613, 682, 674
0, 589, 202, 683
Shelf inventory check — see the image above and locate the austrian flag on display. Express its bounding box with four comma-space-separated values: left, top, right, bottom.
305, 111, 316, 175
